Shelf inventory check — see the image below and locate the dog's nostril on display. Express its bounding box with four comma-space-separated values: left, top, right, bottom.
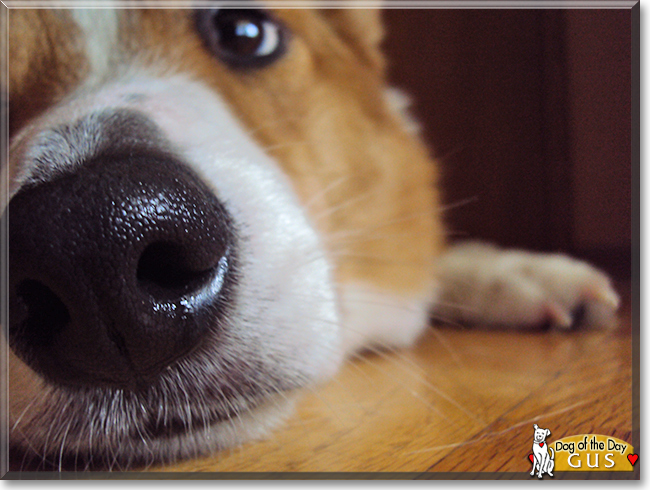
13, 280, 71, 347
137, 241, 216, 295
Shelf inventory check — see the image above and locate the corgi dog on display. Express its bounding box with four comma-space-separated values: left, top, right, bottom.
5, 7, 620, 471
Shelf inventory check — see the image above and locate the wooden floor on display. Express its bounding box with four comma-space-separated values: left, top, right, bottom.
151, 282, 634, 476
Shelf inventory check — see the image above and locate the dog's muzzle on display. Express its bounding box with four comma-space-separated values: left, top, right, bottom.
8, 152, 235, 390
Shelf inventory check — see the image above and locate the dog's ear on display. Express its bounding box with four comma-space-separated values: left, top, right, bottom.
533, 424, 539, 430
546, 429, 551, 437
318, 9, 385, 72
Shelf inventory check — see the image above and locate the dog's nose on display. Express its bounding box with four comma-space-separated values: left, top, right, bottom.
8, 153, 234, 389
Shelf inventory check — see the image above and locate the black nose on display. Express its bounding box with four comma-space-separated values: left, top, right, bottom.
8, 153, 235, 389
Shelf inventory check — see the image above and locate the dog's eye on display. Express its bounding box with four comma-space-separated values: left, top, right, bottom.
195, 9, 287, 69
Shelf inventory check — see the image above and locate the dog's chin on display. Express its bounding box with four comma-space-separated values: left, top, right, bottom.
10, 369, 300, 471
9, 331, 316, 471
12, 396, 297, 471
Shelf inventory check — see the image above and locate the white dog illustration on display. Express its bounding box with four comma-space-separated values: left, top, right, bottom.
530, 424, 555, 478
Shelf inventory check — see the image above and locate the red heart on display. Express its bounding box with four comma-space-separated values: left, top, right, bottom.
627, 454, 638, 466
539, 443, 544, 447
528, 454, 534, 463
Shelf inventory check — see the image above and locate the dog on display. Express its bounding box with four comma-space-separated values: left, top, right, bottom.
530, 424, 555, 478
5, 8, 620, 471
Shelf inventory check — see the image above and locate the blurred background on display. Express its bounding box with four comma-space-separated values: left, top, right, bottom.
382, 9, 632, 280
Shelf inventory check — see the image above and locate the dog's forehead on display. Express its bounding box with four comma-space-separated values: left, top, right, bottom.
8, 8, 382, 80
69, 8, 121, 80
8, 8, 383, 135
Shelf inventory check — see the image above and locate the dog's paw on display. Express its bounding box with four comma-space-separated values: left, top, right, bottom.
434, 242, 620, 330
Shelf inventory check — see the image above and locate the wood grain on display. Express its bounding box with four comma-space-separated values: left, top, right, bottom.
150, 282, 633, 475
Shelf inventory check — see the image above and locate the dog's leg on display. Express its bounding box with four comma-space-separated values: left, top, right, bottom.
434, 242, 620, 330
530, 458, 537, 476
547, 450, 555, 477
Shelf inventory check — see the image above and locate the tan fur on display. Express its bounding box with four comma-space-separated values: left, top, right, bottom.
7, 10, 88, 135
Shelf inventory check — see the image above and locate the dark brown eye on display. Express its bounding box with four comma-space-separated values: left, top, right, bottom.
195, 9, 287, 69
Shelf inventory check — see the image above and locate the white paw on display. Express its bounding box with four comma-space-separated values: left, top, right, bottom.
434, 242, 620, 330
